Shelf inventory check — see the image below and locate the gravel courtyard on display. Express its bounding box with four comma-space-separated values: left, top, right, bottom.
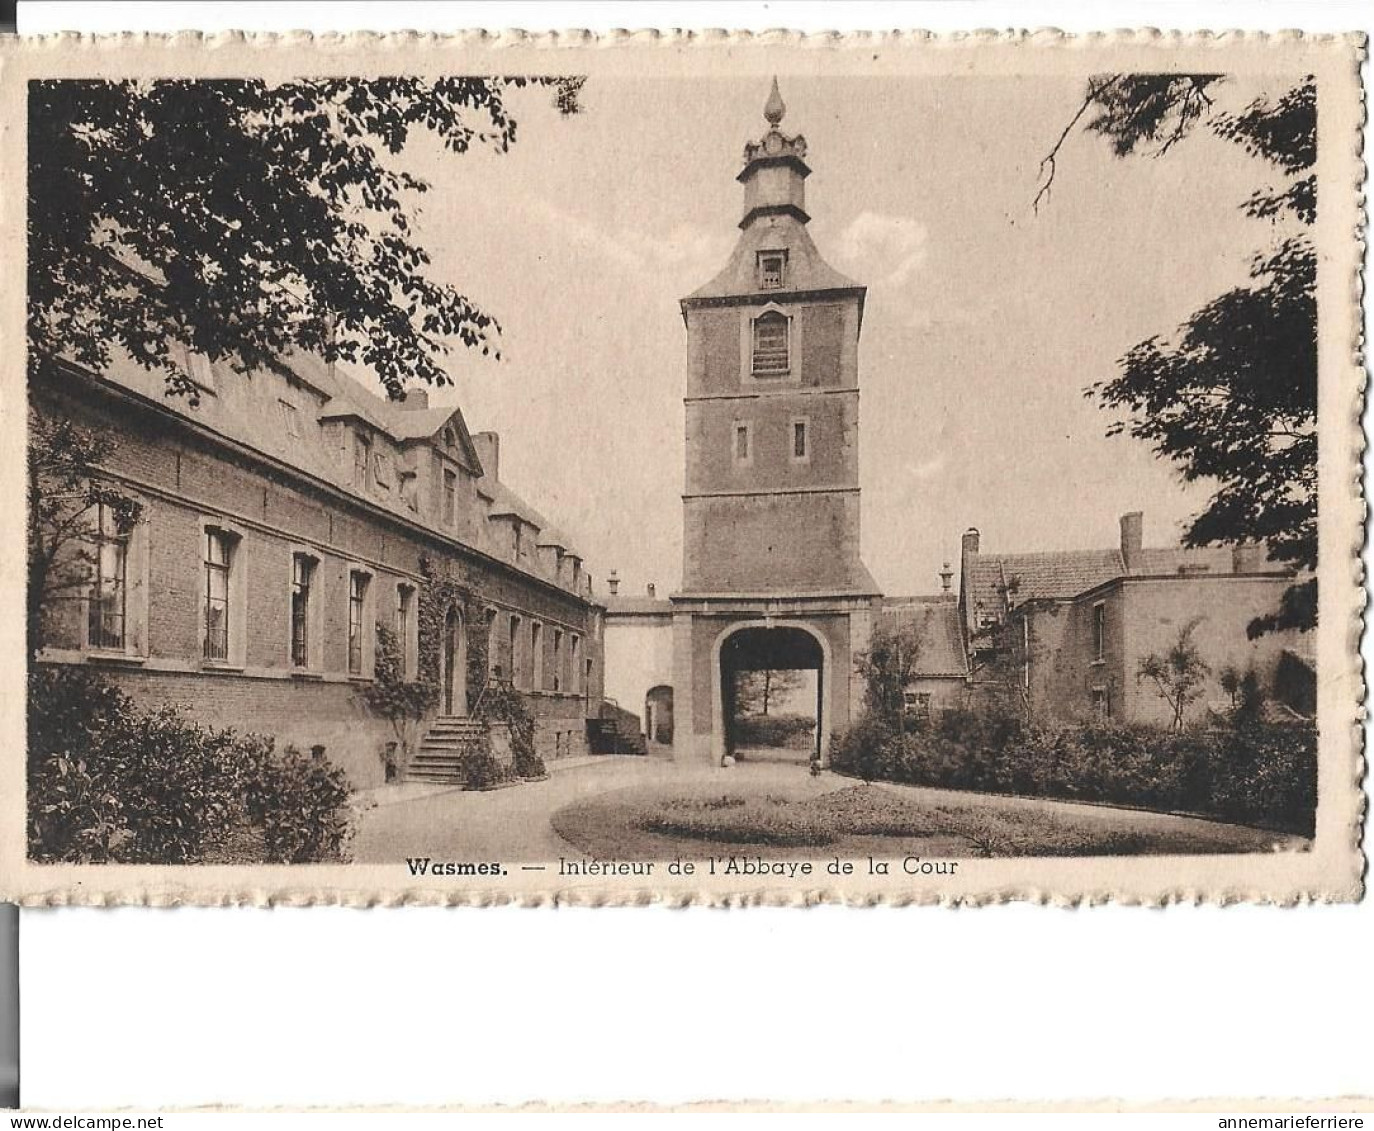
351, 756, 1307, 863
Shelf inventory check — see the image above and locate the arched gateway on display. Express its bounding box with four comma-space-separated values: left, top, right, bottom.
602, 81, 882, 766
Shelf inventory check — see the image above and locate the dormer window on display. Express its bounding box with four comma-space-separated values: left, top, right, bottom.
751, 311, 790, 377
352, 432, 371, 490
757, 250, 787, 290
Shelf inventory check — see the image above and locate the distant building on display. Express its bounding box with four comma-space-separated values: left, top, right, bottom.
33, 344, 604, 788
956, 513, 1310, 726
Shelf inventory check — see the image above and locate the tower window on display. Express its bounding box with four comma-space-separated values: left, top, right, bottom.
751, 312, 790, 376
791, 419, 809, 462
733, 421, 753, 465
757, 250, 787, 290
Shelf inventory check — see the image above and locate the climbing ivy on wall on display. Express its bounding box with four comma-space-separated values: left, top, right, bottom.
417, 556, 493, 715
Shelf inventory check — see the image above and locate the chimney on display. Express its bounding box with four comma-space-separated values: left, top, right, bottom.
1232, 543, 1264, 573
472, 431, 500, 481
939, 562, 953, 592
401, 387, 429, 411
646, 582, 656, 599
607, 570, 620, 596
1120, 511, 1143, 569
961, 528, 980, 558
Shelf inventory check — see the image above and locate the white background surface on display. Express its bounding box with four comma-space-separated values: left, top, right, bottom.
16, 0, 1373, 1111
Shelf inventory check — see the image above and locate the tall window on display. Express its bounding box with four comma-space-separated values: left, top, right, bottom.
751, 311, 790, 376
290, 554, 315, 668
443, 468, 457, 527
1092, 602, 1106, 662
553, 629, 564, 692
733, 422, 753, 465
203, 529, 233, 661
792, 420, 809, 461
352, 432, 371, 490
531, 622, 544, 690
757, 250, 787, 290
88, 502, 128, 651
508, 615, 522, 688
570, 635, 581, 694
348, 571, 369, 675
395, 584, 415, 679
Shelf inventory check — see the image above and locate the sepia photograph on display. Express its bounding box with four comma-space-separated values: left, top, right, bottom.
2, 33, 1363, 902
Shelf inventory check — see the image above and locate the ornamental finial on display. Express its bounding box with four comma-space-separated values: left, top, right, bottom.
763, 76, 786, 128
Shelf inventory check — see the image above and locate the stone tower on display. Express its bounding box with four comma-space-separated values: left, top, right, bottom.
679, 77, 871, 595
666, 80, 881, 766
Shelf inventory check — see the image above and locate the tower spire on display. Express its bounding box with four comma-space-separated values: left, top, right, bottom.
763, 76, 786, 128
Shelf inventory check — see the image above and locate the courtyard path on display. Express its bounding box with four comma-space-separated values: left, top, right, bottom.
351, 756, 680, 864
351, 755, 1305, 862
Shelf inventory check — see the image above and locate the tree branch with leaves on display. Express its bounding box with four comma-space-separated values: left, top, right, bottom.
1039, 74, 1317, 635
29, 75, 584, 401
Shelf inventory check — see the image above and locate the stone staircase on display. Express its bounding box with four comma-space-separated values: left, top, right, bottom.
403, 716, 488, 784
586, 702, 647, 756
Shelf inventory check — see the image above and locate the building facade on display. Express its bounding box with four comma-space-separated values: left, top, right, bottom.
605, 81, 882, 765
33, 344, 605, 790
957, 513, 1309, 727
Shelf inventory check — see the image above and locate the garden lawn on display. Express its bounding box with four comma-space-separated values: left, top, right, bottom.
550, 770, 1307, 860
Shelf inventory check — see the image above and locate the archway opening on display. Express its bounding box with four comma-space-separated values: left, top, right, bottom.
644, 685, 675, 748
720, 626, 822, 765
441, 606, 467, 716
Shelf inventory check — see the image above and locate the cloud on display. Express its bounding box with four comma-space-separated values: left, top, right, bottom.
833, 211, 929, 289
527, 198, 732, 284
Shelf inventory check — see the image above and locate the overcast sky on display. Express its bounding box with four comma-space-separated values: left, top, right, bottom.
369, 73, 1295, 599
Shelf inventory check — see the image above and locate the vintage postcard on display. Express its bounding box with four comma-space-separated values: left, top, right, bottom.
0, 30, 1364, 905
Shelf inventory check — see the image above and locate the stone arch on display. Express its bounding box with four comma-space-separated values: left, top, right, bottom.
710, 620, 832, 767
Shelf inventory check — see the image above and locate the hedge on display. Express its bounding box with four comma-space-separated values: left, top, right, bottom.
829, 709, 1316, 837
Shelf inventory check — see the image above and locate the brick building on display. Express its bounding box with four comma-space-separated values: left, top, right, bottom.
605, 80, 882, 766
33, 342, 605, 790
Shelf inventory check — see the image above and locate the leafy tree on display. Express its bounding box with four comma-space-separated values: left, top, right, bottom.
856, 624, 924, 731
733, 667, 806, 717
1137, 618, 1212, 731
27, 409, 143, 659
1039, 75, 1317, 636
29, 75, 584, 401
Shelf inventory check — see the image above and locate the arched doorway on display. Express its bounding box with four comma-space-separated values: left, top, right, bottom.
718, 625, 825, 766
644, 685, 674, 748
440, 606, 467, 716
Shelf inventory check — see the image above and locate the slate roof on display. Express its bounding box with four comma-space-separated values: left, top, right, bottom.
965, 544, 1286, 629
879, 597, 969, 679
85, 345, 586, 565
683, 218, 863, 306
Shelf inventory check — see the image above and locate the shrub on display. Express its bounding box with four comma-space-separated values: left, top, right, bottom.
477, 680, 544, 779
243, 743, 354, 863
359, 623, 438, 767
733, 712, 816, 749
459, 748, 510, 790
28, 666, 356, 863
